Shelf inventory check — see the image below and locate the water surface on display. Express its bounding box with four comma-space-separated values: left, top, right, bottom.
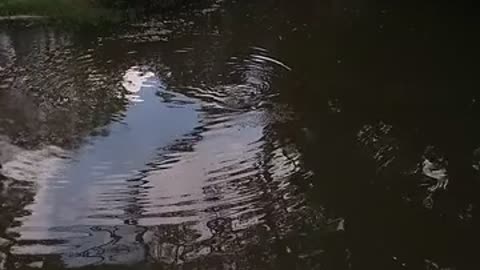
0, 1, 479, 269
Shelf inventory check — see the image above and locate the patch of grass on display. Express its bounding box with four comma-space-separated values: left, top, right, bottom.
0, 0, 122, 24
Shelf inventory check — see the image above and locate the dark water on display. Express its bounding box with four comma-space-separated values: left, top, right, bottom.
0, 0, 479, 269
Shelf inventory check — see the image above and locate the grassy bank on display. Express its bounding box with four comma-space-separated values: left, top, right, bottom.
0, 0, 122, 23
0, 0, 188, 24
0, 0, 189, 24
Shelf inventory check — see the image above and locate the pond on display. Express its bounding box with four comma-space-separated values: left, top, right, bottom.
0, 0, 478, 269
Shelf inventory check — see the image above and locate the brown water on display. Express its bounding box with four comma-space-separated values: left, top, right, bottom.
0, 0, 479, 269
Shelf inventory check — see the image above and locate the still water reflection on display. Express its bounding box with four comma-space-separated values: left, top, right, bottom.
0, 0, 479, 269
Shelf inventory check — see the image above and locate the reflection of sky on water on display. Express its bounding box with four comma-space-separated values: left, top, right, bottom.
5, 60, 309, 267
0, 7, 323, 268
7, 66, 199, 232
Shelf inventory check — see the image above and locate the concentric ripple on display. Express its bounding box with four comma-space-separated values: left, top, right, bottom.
0, 17, 324, 268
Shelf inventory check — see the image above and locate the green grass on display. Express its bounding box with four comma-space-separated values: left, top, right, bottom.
0, 0, 122, 24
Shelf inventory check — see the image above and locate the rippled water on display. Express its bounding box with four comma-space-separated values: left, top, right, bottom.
1, 0, 479, 269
